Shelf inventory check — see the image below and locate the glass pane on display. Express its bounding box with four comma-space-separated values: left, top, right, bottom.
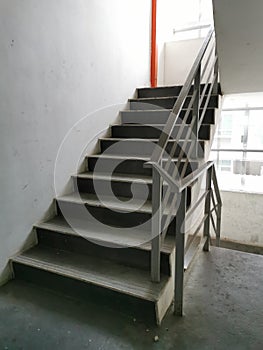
213, 111, 247, 149
211, 151, 263, 192
242, 152, 263, 193
211, 151, 243, 191
247, 110, 263, 150
223, 92, 263, 109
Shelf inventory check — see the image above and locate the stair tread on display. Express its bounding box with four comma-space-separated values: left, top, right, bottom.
57, 192, 153, 214
12, 246, 170, 302
111, 124, 211, 127
129, 94, 218, 102
100, 137, 205, 142
35, 216, 175, 254
88, 154, 200, 162
73, 172, 152, 184
122, 107, 215, 112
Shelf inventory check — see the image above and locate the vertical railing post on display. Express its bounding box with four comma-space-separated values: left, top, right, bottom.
151, 166, 162, 282
216, 204, 221, 247
203, 167, 212, 252
192, 65, 201, 159
213, 38, 219, 94
174, 188, 186, 316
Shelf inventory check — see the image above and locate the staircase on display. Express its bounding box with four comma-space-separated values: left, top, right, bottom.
10, 28, 222, 325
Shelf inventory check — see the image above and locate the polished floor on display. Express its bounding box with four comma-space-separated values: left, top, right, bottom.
0, 247, 262, 350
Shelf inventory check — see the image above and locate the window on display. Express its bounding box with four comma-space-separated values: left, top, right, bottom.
210, 94, 263, 193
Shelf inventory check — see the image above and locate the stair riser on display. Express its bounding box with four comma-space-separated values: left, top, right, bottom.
121, 109, 215, 125
111, 125, 210, 141
12, 263, 158, 324
74, 177, 152, 200
138, 86, 182, 98
100, 140, 205, 157
74, 178, 192, 207
36, 229, 171, 276
88, 157, 198, 177
56, 200, 176, 233
130, 96, 219, 110
137, 84, 218, 99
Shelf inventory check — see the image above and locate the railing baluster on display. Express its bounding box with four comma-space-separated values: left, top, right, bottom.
211, 165, 222, 247
216, 203, 221, 247
174, 188, 186, 316
203, 167, 212, 251
193, 65, 201, 159
213, 40, 219, 95
144, 28, 223, 322
151, 166, 162, 282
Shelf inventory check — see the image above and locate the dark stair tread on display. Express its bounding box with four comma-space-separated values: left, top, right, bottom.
35, 216, 175, 254
12, 246, 170, 302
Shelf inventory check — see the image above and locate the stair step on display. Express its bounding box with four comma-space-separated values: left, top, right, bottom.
56, 192, 155, 230
100, 138, 205, 157
137, 84, 218, 99
35, 216, 175, 254
12, 246, 174, 324
137, 86, 182, 98
129, 95, 219, 110
73, 172, 194, 207
58, 192, 152, 214
73, 172, 153, 200
111, 124, 211, 140
87, 154, 199, 176
121, 108, 216, 125
35, 216, 175, 275
12, 246, 170, 302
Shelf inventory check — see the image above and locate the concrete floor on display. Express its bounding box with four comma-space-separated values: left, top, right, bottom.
0, 247, 262, 350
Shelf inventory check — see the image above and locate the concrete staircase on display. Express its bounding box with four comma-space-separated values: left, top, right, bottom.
11, 85, 220, 325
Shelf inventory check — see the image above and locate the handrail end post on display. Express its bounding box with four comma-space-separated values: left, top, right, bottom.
174, 188, 186, 316
203, 167, 212, 252
151, 167, 162, 283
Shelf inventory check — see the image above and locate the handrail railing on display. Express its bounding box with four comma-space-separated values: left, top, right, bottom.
146, 27, 221, 317
146, 27, 214, 166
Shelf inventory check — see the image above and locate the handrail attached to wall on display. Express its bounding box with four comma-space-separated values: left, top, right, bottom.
146, 27, 222, 317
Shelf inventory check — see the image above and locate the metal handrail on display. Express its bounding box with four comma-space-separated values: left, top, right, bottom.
145, 27, 214, 166
147, 26, 222, 318
150, 160, 214, 193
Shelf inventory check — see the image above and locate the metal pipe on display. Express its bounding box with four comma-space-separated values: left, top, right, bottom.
151, 0, 158, 87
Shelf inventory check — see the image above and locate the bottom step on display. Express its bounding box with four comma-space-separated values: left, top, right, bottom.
11, 246, 174, 325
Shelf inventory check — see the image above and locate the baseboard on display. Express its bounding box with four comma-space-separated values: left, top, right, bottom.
211, 238, 263, 255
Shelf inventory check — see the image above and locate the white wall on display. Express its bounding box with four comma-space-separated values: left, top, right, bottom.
221, 191, 263, 246
213, 0, 263, 93
164, 39, 203, 86
0, 0, 151, 283
164, 37, 215, 86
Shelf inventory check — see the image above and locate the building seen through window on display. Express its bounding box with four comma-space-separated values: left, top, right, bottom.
210, 93, 263, 193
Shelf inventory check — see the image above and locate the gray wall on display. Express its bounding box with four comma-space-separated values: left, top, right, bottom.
213, 0, 263, 93
221, 191, 263, 246
0, 0, 151, 283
